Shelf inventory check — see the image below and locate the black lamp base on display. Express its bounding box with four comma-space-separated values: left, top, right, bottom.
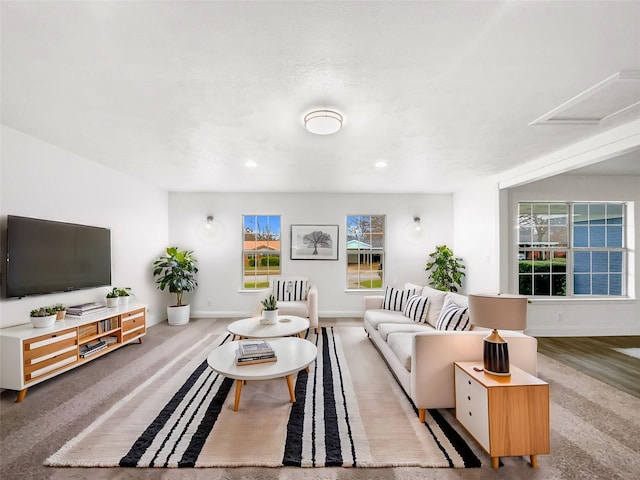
483, 329, 511, 376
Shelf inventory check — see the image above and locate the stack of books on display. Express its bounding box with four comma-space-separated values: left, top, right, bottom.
235, 339, 277, 365
79, 339, 107, 358
66, 302, 107, 318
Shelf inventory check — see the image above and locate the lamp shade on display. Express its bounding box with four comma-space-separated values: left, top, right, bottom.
468, 293, 527, 331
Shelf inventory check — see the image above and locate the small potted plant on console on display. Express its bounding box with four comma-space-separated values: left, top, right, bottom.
30, 306, 57, 328
116, 287, 133, 305
106, 288, 120, 308
51, 303, 67, 320
260, 294, 279, 325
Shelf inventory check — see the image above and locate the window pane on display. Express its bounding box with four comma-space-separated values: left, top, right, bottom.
610, 274, 622, 295
607, 204, 623, 224
519, 274, 532, 295
550, 203, 568, 219
592, 251, 608, 273
551, 251, 567, 272
592, 274, 608, 295
551, 274, 567, 296
549, 226, 568, 247
589, 203, 605, 222
574, 203, 588, 224
610, 251, 623, 273
589, 226, 605, 247
607, 226, 623, 247
533, 274, 550, 295
574, 274, 590, 294
574, 251, 590, 272
573, 226, 588, 247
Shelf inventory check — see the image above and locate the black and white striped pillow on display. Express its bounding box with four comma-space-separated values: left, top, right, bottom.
273, 280, 308, 301
403, 294, 430, 323
435, 302, 471, 331
382, 286, 417, 311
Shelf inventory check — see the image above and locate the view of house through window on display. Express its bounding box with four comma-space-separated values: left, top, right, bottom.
346, 215, 385, 289
243, 215, 281, 289
518, 202, 626, 297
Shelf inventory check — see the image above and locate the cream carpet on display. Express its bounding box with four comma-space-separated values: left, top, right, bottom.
45, 327, 477, 468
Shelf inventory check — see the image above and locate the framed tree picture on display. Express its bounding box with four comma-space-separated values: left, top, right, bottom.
291, 224, 339, 260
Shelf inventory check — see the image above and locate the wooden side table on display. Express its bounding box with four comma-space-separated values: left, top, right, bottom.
454, 361, 550, 469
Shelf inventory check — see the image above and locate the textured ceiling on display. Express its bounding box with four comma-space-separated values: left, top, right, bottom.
2, 1, 639, 193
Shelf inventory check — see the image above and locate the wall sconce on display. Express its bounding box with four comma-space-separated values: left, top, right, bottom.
198, 215, 223, 243
404, 216, 428, 243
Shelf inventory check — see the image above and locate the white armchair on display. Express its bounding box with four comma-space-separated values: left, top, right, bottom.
259, 276, 319, 333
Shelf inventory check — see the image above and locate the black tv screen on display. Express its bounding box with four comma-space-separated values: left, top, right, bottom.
5, 215, 111, 298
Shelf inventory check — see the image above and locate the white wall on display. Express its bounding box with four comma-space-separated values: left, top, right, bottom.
168, 192, 454, 318
453, 177, 501, 295
0, 126, 169, 328
507, 174, 640, 336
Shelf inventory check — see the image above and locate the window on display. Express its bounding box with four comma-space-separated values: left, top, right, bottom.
346, 215, 385, 289
518, 202, 626, 297
243, 215, 281, 289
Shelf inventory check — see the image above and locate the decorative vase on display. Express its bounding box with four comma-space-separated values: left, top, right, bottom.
261, 309, 279, 325
106, 297, 119, 308
31, 314, 57, 328
167, 304, 190, 325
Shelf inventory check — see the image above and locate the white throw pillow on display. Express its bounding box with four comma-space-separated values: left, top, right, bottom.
382, 286, 417, 311
435, 302, 471, 331
403, 294, 430, 323
273, 280, 308, 301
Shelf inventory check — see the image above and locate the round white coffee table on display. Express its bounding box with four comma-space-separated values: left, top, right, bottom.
207, 336, 317, 411
227, 315, 309, 340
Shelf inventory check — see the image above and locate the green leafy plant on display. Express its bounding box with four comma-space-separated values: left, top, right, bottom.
30, 306, 56, 317
260, 294, 278, 311
425, 245, 466, 292
106, 287, 120, 298
116, 287, 133, 297
50, 303, 66, 312
152, 247, 198, 307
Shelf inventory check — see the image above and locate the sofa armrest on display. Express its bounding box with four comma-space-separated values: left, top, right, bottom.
307, 284, 318, 329
410, 330, 538, 409
363, 295, 384, 311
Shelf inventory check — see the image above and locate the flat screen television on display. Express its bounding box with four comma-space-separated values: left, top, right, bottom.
5, 215, 112, 298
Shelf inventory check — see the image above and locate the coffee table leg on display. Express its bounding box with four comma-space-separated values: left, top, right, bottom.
234, 379, 243, 411
286, 374, 296, 403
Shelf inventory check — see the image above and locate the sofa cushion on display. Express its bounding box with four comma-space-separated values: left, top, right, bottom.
402, 294, 430, 323
273, 279, 308, 301
435, 302, 471, 331
364, 309, 414, 330
382, 286, 417, 311
378, 322, 432, 341
403, 282, 424, 294
387, 332, 414, 372
444, 291, 468, 308
420, 286, 448, 327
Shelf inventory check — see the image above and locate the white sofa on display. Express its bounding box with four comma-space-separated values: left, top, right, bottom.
363, 283, 538, 422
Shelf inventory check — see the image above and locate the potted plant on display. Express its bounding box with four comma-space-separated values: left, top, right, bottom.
116, 287, 133, 305
30, 306, 57, 328
260, 294, 278, 325
425, 245, 466, 292
106, 287, 120, 308
51, 303, 67, 320
152, 247, 198, 325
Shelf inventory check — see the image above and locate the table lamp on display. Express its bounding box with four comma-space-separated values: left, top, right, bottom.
468, 293, 528, 376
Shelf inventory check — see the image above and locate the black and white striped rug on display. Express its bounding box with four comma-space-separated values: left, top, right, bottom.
46, 327, 479, 468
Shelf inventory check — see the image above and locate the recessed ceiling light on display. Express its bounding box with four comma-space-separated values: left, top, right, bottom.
375, 161, 388, 168
245, 160, 257, 168
304, 109, 343, 135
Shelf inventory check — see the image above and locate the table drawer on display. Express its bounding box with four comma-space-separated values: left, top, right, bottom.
455, 365, 489, 450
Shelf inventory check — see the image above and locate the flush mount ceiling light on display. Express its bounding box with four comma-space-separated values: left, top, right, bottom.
304, 109, 343, 135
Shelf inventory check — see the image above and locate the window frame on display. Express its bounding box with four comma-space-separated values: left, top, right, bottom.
346, 214, 385, 290
242, 214, 282, 290
517, 202, 627, 298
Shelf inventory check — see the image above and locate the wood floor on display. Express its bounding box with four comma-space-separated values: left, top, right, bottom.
537, 336, 640, 399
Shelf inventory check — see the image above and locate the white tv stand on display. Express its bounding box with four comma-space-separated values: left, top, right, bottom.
0, 303, 146, 402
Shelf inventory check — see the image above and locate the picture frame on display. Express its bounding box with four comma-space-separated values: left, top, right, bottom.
291, 224, 339, 260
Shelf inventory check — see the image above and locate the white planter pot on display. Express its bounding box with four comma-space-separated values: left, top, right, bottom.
261, 309, 279, 325
168, 304, 190, 325
106, 297, 119, 308
119, 295, 130, 305
31, 314, 57, 328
